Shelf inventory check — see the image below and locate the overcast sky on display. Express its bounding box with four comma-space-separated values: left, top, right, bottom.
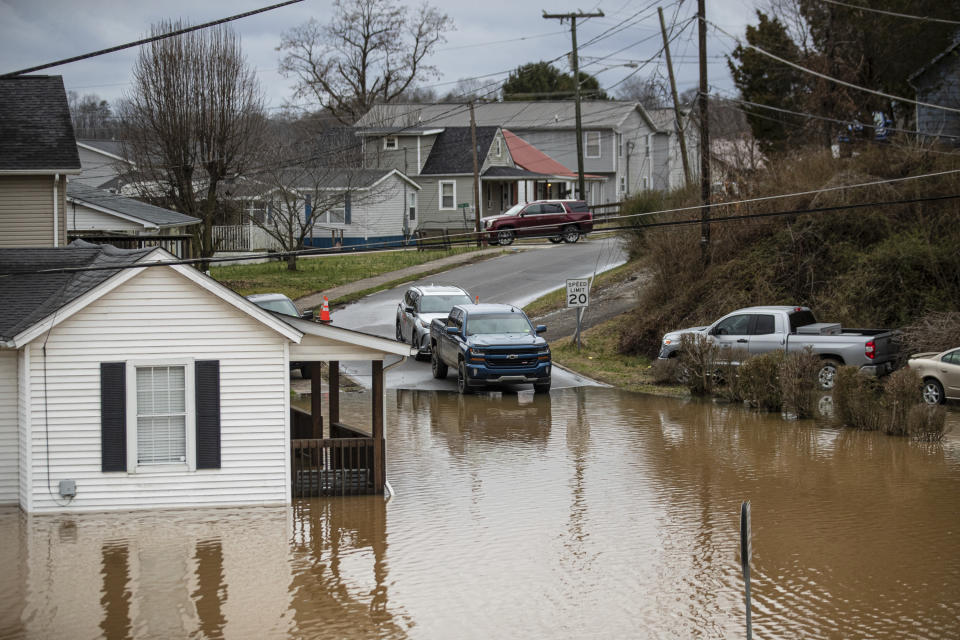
0, 0, 763, 113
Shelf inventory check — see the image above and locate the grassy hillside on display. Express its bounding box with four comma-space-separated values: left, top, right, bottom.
618, 145, 960, 357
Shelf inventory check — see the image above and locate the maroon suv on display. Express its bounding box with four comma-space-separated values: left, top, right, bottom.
483, 199, 594, 246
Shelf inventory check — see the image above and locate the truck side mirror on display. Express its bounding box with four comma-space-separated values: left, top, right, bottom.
535, 325, 547, 334
405, 306, 414, 314
301, 310, 314, 321
445, 326, 459, 335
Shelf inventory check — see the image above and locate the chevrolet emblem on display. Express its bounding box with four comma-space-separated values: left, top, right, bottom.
507, 354, 518, 359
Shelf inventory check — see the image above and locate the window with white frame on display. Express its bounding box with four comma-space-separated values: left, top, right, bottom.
495, 138, 502, 156
408, 191, 417, 220
384, 136, 398, 150
619, 175, 626, 194
618, 133, 623, 157
439, 181, 456, 210
131, 364, 192, 468
585, 131, 601, 158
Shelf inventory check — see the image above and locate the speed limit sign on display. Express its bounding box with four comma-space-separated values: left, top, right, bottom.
566, 279, 590, 308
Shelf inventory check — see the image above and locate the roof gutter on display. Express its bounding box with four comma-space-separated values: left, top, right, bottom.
0, 169, 82, 175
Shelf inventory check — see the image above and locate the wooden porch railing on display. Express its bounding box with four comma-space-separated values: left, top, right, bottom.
291, 434, 383, 497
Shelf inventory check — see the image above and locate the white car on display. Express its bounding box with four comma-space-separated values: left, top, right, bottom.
396, 285, 472, 360
908, 347, 960, 404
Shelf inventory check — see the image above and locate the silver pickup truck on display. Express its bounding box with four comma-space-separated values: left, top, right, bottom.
657, 305, 899, 389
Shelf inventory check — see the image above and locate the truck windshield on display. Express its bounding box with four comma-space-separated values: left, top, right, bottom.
420, 294, 472, 313
466, 313, 532, 335
789, 310, 818, 331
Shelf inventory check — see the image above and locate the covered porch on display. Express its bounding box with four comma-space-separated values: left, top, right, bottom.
282, 315, 416, 498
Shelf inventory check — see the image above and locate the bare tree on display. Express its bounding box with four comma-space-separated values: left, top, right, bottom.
616, 75, 668, 110
118, 20, 264, 267
278, 0, 454, 124
68, 91, 115, 139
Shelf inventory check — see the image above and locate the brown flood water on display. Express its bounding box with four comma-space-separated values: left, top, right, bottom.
2, 388, 959, 639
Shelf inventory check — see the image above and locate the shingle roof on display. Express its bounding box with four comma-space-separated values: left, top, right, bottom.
420, 127, 499, 175
0, 240, 154, 342
481, 166, 548, 178
76, 139, 129, 161
355, 101, 653, 131
67, 182, 201, 228
222, 168, 412, 198
0, 76, 81, 172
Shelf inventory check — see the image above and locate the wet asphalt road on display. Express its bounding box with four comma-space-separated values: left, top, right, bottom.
328, 236, 627, 391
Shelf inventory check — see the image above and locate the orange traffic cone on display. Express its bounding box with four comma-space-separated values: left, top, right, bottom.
319, 296, 331, 323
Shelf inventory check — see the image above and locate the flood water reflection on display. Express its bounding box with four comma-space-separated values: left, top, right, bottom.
2, 388, 959, 639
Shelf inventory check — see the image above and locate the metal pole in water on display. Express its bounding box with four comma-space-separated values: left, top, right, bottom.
740, 501, 753, 639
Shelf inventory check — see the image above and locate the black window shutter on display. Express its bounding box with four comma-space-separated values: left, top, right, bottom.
100, 362, 126, 472
344, 192, 352, 224
195, 360, 221, 469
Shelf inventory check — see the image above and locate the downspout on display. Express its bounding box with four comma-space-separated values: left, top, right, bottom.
626, 141, 634, 196
53, 174, 60, 247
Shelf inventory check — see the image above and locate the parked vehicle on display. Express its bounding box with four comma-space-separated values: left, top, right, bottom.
396, 284, 473, 360
247, 293, 314, 378
657, 305, 899, 389
907, 347, 960, 404
483, 199, 593, 246
430, 303, 551, 394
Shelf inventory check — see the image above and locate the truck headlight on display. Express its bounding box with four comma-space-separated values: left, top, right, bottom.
537, 347, 550, 355
469, 347, 485, 356
663, 338, 672, 345
417, 318, 429, 328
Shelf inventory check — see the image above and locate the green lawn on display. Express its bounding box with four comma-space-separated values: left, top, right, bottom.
211, 247, 479, 300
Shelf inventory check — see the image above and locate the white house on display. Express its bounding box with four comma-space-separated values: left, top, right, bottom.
0, 241, 414, 513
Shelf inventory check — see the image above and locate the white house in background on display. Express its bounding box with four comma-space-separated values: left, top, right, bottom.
67, 182, 200, 235
0, 241, 413, 513
225, 168, 421, 250
74, 139, 134, 190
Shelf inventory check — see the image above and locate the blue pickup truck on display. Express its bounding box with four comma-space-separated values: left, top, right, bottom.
430, 303, 552, 394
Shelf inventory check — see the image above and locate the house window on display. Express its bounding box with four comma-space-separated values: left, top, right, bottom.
408, 191, 417, 220
619, 175, 626, 194
585, 131, 601, 158
384, 136, 398, 150
129, 363, 194, 469
327, 208, 346, 224
495, 138, 502, 156
618, 133, 623, 157
439, 181, 456, 210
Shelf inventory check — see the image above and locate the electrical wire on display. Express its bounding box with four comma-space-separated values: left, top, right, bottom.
1, 0, 305, 77
817, 0, 960, 25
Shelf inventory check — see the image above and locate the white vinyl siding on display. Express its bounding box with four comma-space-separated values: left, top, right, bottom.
24, 266, 290, 512
310, 175, 412, 242
0, 175, 67, 247
67, 201, 149, 232
0, 350, 18, 504
439, 181, 456, 210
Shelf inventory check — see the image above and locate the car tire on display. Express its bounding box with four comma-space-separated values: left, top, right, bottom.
818, 357, 842, 390
562, 225, 580, 243
534, 380, 551, 394
457, 360, 472, 395
431, 348, 448, 379
922, 378, 945, 405
548, 235, 564, 244
300, 365, 312, 380
396, 319, 404, 342
496, 228, 515, 246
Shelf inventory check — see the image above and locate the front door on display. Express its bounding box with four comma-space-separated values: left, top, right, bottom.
710, 313, 752, 358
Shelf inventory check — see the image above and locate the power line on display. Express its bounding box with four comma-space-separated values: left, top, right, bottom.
1, 0, 305, 77
709, 19, 960, 115
818, 0, 960, 25
5, 190, 958, 278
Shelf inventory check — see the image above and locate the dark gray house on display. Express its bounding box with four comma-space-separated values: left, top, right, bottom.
0, 75, 81, 247
909, 39, 960, 145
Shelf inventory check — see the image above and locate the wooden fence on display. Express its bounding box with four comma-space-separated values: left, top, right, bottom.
291, 437, 380, 497
68, 233, 194, 259
212, 224, 284, 252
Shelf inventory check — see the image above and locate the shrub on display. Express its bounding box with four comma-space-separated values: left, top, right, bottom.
907, 404, 948, 442
651, 357, 679, 384
677, 333, 720, 395
832, 366, 885, 430
714, 349, 749, 403
779, 347, 821, 418
738, 351, 784, 412
899, 311, 960, 365
881, 368, 922, 436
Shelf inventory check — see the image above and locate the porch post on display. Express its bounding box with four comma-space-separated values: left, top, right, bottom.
310, 363, 323, 438
372, 360, 384, 491
328, 360, 340, 425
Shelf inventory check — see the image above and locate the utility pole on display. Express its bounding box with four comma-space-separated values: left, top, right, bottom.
543, 9, 604, 201
697, 0, 711, 265
470, 102, 482, 246
659, 6, 691, 188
